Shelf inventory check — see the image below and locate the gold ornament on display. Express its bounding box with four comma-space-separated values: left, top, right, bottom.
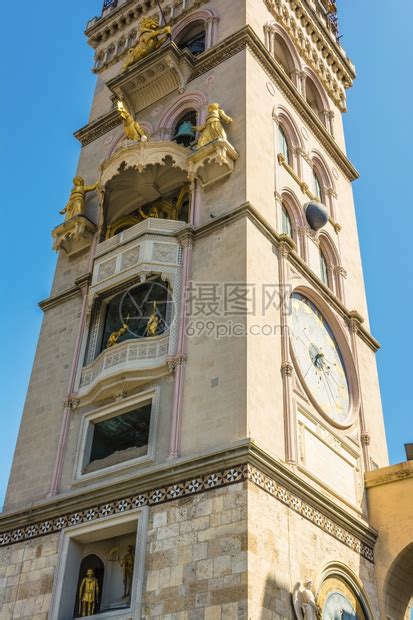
146, 302, 160, 337
117, 101, 147, 142
107, 315, 130, 348
123, 16, 171, 70
60, 177, 98, 221
78, 568, 99, 617
195, 103, 233, 149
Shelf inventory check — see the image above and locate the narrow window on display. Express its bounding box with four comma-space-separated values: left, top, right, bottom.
282, 204, 293, 238
320, 249, 329, 286
313, 170, 323, 202
278, 126, 291, 165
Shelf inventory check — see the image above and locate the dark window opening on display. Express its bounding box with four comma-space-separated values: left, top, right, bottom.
100, 277, 171, 353
88, 404, 151, 467
177, 23, 206, 55
105, 185, 191, 239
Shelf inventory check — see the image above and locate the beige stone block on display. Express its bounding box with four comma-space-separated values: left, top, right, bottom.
204, 606, 221, 620
195, 559, 214, 581
170, 565, 183, 587
146, 570, 160, 592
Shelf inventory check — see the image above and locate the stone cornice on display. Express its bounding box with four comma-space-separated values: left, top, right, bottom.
39, 274, 92, 312
76, 26, 359, 181
74, 109, 121, 147
193, 202, 380, 352
266, 0, 355, 88
0, 440, 377, 560
365, 461, 413, 489
85, 0, 209, 48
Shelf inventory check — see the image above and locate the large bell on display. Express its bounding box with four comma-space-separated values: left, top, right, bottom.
187, 36, 206, 55
173, 121, 196, 147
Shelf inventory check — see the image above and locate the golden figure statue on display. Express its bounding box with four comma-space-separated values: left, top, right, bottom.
60, 177, 99, 221
119, 545, 135, 599
139, 204, 160, 220
78, 568, 99, 617
146, 302, 160, 337
117, 101, 147, 142
107, 315, 130, 348
123, 16, 171, 70
195, 103, 233, 149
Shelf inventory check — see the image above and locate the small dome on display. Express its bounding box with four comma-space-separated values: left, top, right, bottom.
305, 201, 329, 231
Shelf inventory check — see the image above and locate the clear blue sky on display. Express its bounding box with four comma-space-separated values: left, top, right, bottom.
0, 1, 411, 509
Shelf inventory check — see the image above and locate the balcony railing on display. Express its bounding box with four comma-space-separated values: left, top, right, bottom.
78, 334, 170, 399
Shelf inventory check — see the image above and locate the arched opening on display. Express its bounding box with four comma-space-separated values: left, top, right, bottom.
313, 169, 324, 203
317, 572, 371, 620
102, 155, 191, 238
172, 109, 197, 147
273, 33, 295, 80
278, 125, 292, 166
385, 543, 413, 620
306, 76, 327, 126
176, 21, 206, 55
74, 554, 105, 618
319, 247, 329, 287
281, 203, 293, 238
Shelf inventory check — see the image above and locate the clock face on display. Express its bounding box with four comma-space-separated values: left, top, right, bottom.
290, 292, 351, 425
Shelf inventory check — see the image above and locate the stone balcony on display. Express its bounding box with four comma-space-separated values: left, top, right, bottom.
90, 218, 186, 298
80, 218, 185, 404
106, 42, 195, 114
78, 334, 170, 403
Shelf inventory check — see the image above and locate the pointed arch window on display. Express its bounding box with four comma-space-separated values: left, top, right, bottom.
320, 249, 329, 286
313, 170, 323, 202
278, 126, 292, 166
281, 204, 293, 238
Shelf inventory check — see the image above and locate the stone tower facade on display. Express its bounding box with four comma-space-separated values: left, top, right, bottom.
0, 0, 391, 618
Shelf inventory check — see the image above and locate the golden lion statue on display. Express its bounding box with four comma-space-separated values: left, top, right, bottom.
123, 16, 171, 70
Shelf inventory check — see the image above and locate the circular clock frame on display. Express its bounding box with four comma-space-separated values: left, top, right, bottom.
289, 287, 360, 429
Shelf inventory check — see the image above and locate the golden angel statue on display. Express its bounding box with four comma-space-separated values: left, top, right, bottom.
60, 177, 99, 221
117, 101, 147, 142
78, 568, 99, 617
123, 16, 171, 70
195, 103, 233, 149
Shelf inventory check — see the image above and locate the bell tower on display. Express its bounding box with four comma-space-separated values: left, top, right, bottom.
0, 0, 391, 618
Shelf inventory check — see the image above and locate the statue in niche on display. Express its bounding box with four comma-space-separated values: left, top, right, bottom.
146, 302, 160, 337
107, 315, 130, 348
60, 177, 99, 221
117, 100, 147, 142
78, 568, 99, 617
292, 580, 320, 620
119, 545, 135, 599
195, 103, 233, 149
123, 16, 171, 70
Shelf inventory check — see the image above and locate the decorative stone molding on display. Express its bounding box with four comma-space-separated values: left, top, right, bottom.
77, 26, 360, 185
0, 454, 375, 562
106, 43, 195, 114
86, 0, 212, 51
74, 109, 121, 147
187, 139, 239, 187
100, 139, 190, 187
264, 1, 355, 111
52, 216, 97, 256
